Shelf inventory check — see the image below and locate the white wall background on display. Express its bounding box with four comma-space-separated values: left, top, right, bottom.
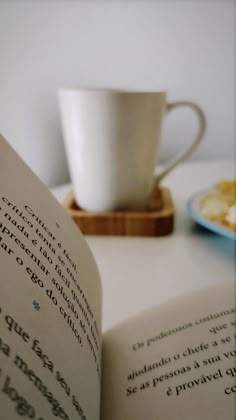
0, 0, 235, 187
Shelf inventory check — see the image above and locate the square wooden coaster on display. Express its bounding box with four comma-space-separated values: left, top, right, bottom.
63, 186, 175, 236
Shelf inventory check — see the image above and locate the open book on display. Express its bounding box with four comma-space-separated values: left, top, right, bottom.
0, 135, 235, 420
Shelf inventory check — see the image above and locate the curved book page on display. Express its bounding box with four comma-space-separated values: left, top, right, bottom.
0, 136, 102, 420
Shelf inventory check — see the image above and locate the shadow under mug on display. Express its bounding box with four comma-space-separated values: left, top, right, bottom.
59, 89, 206, 212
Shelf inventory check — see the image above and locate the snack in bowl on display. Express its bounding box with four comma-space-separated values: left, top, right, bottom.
199, 180, 236, 232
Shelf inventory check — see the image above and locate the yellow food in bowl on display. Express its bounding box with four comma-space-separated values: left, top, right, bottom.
200, 180, 236, 232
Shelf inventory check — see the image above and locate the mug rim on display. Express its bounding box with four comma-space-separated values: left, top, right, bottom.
58, 86, 167, 95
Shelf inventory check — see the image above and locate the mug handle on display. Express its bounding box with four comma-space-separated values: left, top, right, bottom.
155, 100, 206, 183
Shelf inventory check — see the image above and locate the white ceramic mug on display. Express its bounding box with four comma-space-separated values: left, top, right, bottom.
58, 89, 206, 212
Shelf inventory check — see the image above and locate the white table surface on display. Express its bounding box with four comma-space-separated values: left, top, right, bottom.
52, 160, 235, 332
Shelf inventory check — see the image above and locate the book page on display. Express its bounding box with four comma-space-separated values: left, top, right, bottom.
101, 282, 235, 419
0, 136, 102, 420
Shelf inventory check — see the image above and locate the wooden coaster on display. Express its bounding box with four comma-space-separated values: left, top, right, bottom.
63, 186, 174, 237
